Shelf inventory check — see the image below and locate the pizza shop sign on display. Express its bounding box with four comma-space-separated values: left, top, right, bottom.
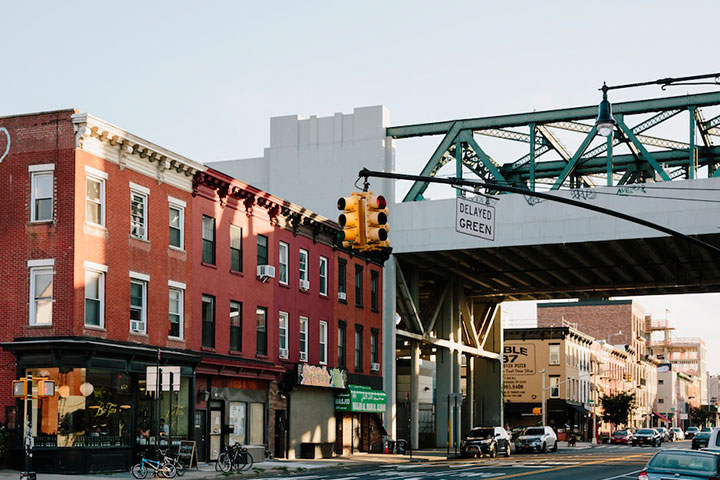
297, 364, 347, 389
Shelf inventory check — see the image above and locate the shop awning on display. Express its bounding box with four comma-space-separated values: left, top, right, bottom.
335, 385, 386, 413
653, 411, 670, 422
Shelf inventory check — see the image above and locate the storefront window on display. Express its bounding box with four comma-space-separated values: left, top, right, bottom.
136, 375, 190, 445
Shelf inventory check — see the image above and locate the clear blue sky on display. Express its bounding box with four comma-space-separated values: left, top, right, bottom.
4, 1, 719, 371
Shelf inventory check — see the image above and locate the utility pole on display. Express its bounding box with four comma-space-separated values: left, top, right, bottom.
21, 373, 34, 480
592, 368, 598, 445
541, 369, 547, 426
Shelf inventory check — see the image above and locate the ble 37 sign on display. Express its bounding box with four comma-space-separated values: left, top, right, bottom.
456, 196, 495, 241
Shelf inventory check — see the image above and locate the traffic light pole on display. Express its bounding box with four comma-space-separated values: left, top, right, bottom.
357, 168, 720, 256
21, 373, 35, 480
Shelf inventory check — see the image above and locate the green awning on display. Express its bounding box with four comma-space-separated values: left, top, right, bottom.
335, 384, 386, 413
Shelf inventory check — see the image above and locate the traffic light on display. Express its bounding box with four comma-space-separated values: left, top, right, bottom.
365, 192, 389, 250
337, 193, 365, 248
624, 372, 632, 382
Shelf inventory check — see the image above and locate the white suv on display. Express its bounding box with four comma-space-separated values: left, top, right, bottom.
514, 426, 558, 453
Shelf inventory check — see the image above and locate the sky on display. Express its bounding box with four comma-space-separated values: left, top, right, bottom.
3, 1, 719, 370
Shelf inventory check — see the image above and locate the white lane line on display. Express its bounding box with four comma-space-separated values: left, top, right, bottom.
596, 470, 642, 480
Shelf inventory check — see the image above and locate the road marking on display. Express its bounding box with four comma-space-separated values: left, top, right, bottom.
473, 453, 649, 480
596, 470, 642, 480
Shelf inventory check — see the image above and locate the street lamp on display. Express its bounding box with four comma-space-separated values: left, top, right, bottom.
595, 83, 615, 137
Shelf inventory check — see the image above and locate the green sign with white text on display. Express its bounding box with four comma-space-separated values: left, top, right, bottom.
335, 385, 386, 413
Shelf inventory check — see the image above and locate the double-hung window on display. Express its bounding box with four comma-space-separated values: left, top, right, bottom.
256, 307, 267, 356
371, 329, 379, 365
168, 197, 185, 250
202, 295, 215, 348
84, 261, 107, 328
202, 216, 215, 264
168, 281, 185, 339
371, 270, 379, 311
130, 272, 149, 334
257, 235, 268, 266
29, 165, 54, 222
319, 321, 328, 365
299, 249, 308, 284
338, 259, 347, 300
278, 311, 288, 358
28, 259, 54, 326
130, 183, 149, 240
338, 322, 346, 368
230, 225, 243, 272
550, 375, 560, 398
355, 325, 363, 371
299, 316, 308, 361
278, 242, 289, 285
85, 167, 107, 227
549, 344, 560, 365
319, 257, 328, 296
355, 265, 364, 307
230, 301, 242, 351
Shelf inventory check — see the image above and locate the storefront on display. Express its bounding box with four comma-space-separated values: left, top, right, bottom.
335, 384, 386, 454
2, 338, 199, 474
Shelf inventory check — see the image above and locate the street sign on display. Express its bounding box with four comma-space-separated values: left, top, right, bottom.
146, 366, 181, 392
455, 196, 495, 241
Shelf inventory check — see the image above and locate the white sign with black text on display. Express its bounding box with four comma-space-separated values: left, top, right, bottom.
455, 196, 495, 241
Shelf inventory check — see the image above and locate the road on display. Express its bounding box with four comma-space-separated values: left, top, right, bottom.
275, 442, 694, 480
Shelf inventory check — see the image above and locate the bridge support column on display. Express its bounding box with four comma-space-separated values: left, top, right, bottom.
462, 354, 474, 436
410, 339, 420, 450
473, 306, 503, 427
383, 257, 397, 438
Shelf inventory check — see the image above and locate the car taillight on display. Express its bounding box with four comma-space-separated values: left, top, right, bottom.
637, 471, 648, 480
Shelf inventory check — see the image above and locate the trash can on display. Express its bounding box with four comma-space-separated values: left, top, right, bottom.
387, 439, 396, 454
396, 439, 407, 455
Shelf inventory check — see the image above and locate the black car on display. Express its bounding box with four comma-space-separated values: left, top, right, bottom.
633, 428, 662, 447
639, 449, 720, 480
461, 427, 511, 458
693, 432, 712, 450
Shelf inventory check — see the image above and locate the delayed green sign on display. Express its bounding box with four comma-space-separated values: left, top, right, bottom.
335, 385, 386, 413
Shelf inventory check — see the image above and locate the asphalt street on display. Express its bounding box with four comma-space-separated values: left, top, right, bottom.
272, 442, 694, 480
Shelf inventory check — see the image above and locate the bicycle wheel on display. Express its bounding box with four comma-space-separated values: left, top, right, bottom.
174, 459, 185, 477
240, 451, 254, 471
216, 452, 232, 473
159, 464, 176, 478
131, 464, 148, 479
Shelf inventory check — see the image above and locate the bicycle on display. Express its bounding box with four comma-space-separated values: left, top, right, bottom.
215, 443, 254, 472
159, 447, 185, 477
131, 451, 177, 479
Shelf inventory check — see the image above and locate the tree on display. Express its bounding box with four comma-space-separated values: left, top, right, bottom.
690, 405, 718, 427
600, 392, 636, 429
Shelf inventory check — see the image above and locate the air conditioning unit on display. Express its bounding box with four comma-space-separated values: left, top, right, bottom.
338, 291, 347, 301
299, 279, 310, 291
130, 320, 145, 333
257, 265, 276, 282
371, 362, 380, 372
279, 348, 288, 359
299, 351, 308, 362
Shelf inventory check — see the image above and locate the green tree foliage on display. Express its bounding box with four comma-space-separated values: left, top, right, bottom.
600, 392, 636, 428
690, 405, 718, 427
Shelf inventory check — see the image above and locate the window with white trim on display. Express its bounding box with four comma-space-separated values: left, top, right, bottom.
319, 256, 328, 296
278, 242, 289, 285
169, 287, 183, 339
130, 279, 147, 333
279, 311, 288, 358
31, 170, 53, 222
84, 269, 105, 328
169, 201, 184, 250
299, 316, 308, 361
86, 173, 105, 226
299, 249, 308, 283
230, 225, 243, 272
29, 265, 53, 325
549, 344, 560, 365
319, 321, 328, 365
130, 190, 148, 239
550, 375, 560, 398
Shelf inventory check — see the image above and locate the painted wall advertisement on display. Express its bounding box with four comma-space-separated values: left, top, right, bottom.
503, 343, 536, 401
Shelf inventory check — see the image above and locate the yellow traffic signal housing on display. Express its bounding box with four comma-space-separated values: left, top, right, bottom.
337, 193, 366, 248
532, 407, 542, 415
365, 193, 389, 249
37, 379, 56, 397
12, 380, 26, 398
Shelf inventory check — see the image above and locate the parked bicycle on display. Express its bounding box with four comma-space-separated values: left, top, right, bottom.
159, 447, 185, 477
131, 451, 177, 478
215, 443, 254, 472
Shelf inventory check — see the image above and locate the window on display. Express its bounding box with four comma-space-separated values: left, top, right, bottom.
168, 286, 183, 339
371, 329, 379, 365
30, 168, 53, 222
230, 225, 243, 272
355, 325, 363, 371
319, 257, 328, 296
658, 379, 664, 385
549, 344, 560, 365
230, 301, 242, 351
130, 278, 147, 334
86, 170, 106, 226
338, 259, 347, 299
355, 265, 364, 307
202, 295, 215, 348
256, 307, 267, 356
278, 242, 288, 285
130, 187, 148, 240
278, 311, 288, 358
168, 198, 185, 250
29, 261, 54, 325
257, 235, 268, 266
319, 321, 328, 365
371, 270, 379, 311
338, 322, 346, 368
299, 316, 308, 361
84, 263, 106, 328
549, 376, 560, 398
299, 249, 308, 282
202, 216, 215, 264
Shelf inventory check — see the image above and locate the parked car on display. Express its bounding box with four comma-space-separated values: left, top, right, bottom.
686, 426, 700, 439
461, 426, 511, 458
510, 427, 526, 442
656, 427, 672, 442
638, 449, 720, 480
514, 426, 558, 453
702, 427, 713, 433
611, 429, 635, 445
632, 428, 662, 447
671, 428, 685, 440
692, 432, 712, 450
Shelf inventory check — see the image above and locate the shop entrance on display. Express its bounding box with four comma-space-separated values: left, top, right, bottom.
274, 410, 286, 458
194, 410, 206, 462
209, 404, 223, 461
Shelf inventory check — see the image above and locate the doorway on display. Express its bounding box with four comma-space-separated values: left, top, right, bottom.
209, 406, 223, 461
194, 410, 207, 463
274, 410, 287, 458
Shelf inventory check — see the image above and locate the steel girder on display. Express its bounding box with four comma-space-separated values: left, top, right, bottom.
393, 92, 720, 202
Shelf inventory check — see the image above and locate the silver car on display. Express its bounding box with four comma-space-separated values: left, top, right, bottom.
639, 449, 720, 480
514, 426, 558, 453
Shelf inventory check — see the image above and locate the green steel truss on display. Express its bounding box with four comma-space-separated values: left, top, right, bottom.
390, 92, 720, 202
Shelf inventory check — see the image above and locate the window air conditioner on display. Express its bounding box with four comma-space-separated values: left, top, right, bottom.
299, 351, 308, 362
279, 348, 288, 359
257, 265, 276, 282
338, 291, 347, 301
299, 279, 310, 291
371, 362, 380, 372
130, 320, 144, 333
